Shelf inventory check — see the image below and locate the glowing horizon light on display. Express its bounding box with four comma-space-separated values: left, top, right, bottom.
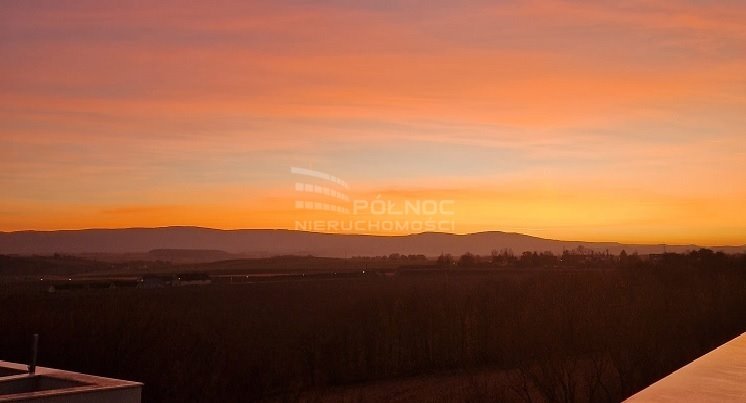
0, 1, 744, 245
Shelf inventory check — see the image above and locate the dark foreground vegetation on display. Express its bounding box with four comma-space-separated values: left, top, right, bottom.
1, 250, 746, 402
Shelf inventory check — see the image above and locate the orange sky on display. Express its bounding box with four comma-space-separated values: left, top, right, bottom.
1, 0, 745, 244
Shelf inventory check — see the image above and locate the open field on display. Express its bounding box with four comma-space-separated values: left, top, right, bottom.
2, 253, 746, 402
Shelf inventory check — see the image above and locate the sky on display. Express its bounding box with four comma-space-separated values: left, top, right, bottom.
1, 0, 745, 244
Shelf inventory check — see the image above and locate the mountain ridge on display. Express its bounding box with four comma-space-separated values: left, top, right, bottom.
1, 226, 743, 256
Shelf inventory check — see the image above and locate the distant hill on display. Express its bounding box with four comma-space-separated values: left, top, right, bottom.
0, 227, 743, 257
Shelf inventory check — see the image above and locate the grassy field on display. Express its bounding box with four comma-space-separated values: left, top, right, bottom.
2, 258, 746, 402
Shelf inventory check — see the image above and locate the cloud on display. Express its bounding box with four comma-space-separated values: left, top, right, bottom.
0, 0, 744, 242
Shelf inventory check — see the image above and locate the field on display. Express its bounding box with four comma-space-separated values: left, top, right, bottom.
2, 254, 746, 402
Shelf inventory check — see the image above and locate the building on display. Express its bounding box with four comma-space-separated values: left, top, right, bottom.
47, 280, 139, 293
625, 332, 746, 402
175, 272, 211, 286
138, 274, 175, 288
0, 361, 141, 402
138, 273, 212, 288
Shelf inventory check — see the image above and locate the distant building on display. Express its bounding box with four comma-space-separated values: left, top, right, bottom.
647, 253, 666, 264
46, 280, 138, 293
138, 273, 212, 288
46, 282, 86, 293
139, 274, 175, 288
175, 273, 211, 286
43, 275, 211, 292
0, 360, 141, 402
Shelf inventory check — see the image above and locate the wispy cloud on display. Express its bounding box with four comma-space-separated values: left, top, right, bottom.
0, 0, 744, 242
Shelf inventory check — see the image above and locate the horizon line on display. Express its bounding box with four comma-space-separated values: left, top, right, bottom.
1, 225, 744, 248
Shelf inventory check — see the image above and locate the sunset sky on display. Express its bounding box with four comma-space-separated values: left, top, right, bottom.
1, 0, 745, 244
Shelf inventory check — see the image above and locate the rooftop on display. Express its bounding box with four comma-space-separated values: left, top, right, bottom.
0, 361, 141, 403
626, 332, 746, 402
